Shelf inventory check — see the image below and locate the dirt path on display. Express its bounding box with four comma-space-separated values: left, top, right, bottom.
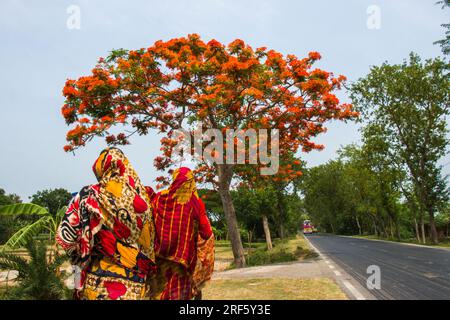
204, 257, 351, 300
213, 257, 332, 279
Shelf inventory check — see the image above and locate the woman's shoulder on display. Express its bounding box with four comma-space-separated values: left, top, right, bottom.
74, 184, 100, 201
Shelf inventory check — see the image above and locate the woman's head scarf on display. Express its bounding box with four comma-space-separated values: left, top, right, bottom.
147, 167, 212, 271
92, 148, 155, 257
57, 147, 155, 270
167, 167, 197, 204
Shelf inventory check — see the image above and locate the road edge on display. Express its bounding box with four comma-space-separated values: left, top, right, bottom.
338, 235, 450, 252
303, 234, 376, 301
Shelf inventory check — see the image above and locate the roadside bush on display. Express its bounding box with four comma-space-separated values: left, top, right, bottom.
246, 248, 296, 267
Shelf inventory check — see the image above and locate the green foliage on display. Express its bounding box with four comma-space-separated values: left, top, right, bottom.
434, 1, 449, 55
0, 203, 48, 216
0, 188, 23, 244
198, 186, 305, 242
235, 237, 318, 267
0, 188, 21, 206
350, 53, 449, 243
30, 188, 72, 217
232, 185, 305, 241
301, 142, 413, 238
300, 53, 449, 243
0, 240, 70, 300
233, 187, 263, 239
0, 189, 71, 246
0, 204, 67, 249
245, 247, 296, 267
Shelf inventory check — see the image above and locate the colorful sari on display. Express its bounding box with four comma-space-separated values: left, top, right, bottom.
56, 147, 156, 300
192, 234, 215, 298
146, 167, 214, 300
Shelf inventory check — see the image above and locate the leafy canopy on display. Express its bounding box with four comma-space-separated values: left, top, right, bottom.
61, 34, 357, 186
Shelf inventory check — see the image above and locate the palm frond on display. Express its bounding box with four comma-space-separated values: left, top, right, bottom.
1, 239, 69, 300
0, 251, 29, 279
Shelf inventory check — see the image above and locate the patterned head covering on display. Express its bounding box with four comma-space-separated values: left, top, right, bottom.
92, 148, 155, 249
57, 147, 155, 271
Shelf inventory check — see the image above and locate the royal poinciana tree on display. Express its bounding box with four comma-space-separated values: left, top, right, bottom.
61, 34, 357, 267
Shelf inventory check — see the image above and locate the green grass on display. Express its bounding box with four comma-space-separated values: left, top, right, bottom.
203, 278, 347, 300
244, 236, 318, 267
352, 234, 450, 249
220, 236, 318, 269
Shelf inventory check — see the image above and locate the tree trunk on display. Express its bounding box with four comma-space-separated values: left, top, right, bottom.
217, 164, 246, 268
356, 215, 362, 235
279, 223, 285, 239
379, 217, 388, 238
428, 207, 438, 244
372, 216, 378, 237
414, 218, 420, 242
389, 219, 394, 239
275, 191, 286, 239
394, 219, 401, 241
262, 215, 273, 251
420, 213, 426, 244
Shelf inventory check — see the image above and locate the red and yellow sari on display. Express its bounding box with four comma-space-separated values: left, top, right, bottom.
146, 167, 214, 300
56, 148, 156, 300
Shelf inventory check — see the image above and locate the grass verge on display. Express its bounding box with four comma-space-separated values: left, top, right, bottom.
203, 278, 347, 300
217, 235, 318, 270
244, 236, 318, 267
352, 235, 450, 249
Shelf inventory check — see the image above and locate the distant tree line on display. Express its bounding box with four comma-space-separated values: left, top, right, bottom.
301, 54, 449, 244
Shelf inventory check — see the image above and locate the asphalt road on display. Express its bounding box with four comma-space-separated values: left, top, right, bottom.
307, 234, 450, 300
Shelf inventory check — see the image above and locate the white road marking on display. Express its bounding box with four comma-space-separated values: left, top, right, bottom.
342, 280, 366, 300
303, 235, 368, 300
328, 264, 335, 269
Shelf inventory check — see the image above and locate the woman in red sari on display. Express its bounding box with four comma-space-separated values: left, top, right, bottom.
146, 167, 214, 300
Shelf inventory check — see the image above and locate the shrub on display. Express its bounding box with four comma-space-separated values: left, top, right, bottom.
0, 240, 70, 300
246, 248, 296, 267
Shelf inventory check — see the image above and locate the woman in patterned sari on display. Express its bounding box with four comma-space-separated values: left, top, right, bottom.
146, 167, 214, 300
56, 147, 156, 300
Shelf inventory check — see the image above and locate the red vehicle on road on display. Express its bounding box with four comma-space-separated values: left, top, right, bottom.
303, 220, 314, 234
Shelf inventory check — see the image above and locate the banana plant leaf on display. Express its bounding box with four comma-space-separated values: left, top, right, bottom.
2, 215, 52, 250
0, 203, 48, 216
0, 203, 69, 250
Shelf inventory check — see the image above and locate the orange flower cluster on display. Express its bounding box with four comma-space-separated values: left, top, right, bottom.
61, 34, 358, 184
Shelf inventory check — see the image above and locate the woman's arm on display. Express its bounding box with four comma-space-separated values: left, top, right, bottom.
197, 197, 213, 240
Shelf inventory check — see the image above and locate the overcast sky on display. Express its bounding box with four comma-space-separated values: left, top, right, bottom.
0, 0, 448, 201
